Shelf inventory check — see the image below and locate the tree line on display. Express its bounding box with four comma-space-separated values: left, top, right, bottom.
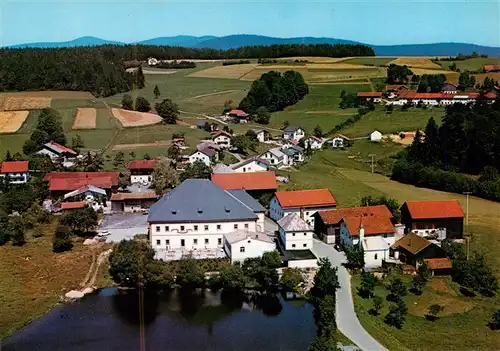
154, 60, 196, 69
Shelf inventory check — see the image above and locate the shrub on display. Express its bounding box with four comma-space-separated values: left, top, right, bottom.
370, 295, 383, 316
357, 272, 376, 298
426, 304, 444, 321
32, 224, 44, 238
52, 224, 73, 252
280, 268, 304, 292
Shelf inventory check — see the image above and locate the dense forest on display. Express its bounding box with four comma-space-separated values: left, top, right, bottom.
392, 100, 500, 201
0, 43, 373, 97
238, 70, 309, 114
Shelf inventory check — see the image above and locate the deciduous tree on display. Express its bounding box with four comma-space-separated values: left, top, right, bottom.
180, 160, 211, 181
279, 268, 304, 292
176, 257, 206, 290
152, 159, 179, 196
155, 99, 179, 124
122, 94, 134, 110
52, 224, 73, 253
135, 96, 151, 112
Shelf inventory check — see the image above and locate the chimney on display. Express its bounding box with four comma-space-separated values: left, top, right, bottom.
300, 207, 304, 220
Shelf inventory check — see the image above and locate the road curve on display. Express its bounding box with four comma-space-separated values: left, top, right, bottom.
312, 239, 388, 351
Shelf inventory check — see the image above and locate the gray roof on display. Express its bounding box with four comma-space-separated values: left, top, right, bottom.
198, 148, 217, 157
213, 163, 235, 174
224, 230, 274, 244
278, 213, 313, 232
230, 157, 270, 170
148, 179, 257, 223
284, 126, 301, 133
290, 145, 304, 153
227, 190, 265, 212
281, 148, 295, 157
266, 147, 285, 160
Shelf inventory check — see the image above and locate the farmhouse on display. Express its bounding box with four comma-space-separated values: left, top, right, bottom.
370, 130, 382, 142
270, 188, 337, 226
171, 137, 185, 148
328, 134, 350, 148
147, 179, 261, 257
281, 145, 305, 163
44, 171, 120, 198
314, 205, 393, 244
211, 171, 278, 201
400, 200, 464, 239
0, 161, 29, 184
226, 109, 249, 123
230, 157, 270, 173
128, 160, 158, 184
304, 136, 323, 150
110, 192, 158, 213
211, 130, 232, 149
340, 215, 397, 269
35, 141, 78, 160
484, 65, 500, 72
55, 201, 88, 213
357, 91, 382, 103
251, 129, 270, 143
189, 148, 218, 166
223, 231, 275, 263
260, 147, 290, 168
62, 184, 107, 211
278, 213, 314, 251
282, 126, 305, 142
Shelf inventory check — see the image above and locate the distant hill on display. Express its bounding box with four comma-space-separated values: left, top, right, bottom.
6, 34, 500, 57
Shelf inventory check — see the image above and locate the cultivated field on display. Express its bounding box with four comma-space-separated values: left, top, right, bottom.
436, 57, 500, 71
72, 108, 97, 129
0, 111, 30, 133
388, 57, 443, 69
111, 108, 162, 127
0, 97, 51, 111
341, 57, 395, 66
188, 64, 258, 79
0, 91, 94, 99
112, 140, 172, 150
279, 56, 352, 63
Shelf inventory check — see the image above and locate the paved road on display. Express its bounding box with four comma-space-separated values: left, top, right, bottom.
312, 239, 387, 351
99, 214, 148, 242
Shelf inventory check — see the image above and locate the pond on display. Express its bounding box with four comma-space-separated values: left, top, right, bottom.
2, 288, 316, 351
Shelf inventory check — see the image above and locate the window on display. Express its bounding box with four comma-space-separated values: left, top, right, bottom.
204, 225, 209, 231
292, 233, 295, 236
292, 244, 296, 248
181, 239, 185, 247
194, 225, 198, 231
155, 226, 160, 232
304, 233, 307, 236
205, 238, 209, 244
303, 243, 307, 248
383, 233, 388, 238
234, 224, 238, 229
374, 253, 378, 260
218, 238, 222, 245
193, 239, 198, 245
180, 225, 185, 231
156, 240, 160, 245
217, 224, 221, 230
244, 224, 249, 229
166, 239, 170, 245
306, 211, 309, 215
240, 247, 245, 253
165, 226, 169, 232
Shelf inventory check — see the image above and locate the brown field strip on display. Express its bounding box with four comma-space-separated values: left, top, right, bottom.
112, 140, 172, 150
73, 108, 97, 129
188, 64, 258, 79
1, 97, 51, 111
0, 91, 93, 99
111, 108, 162, 127
0, 111, 30, 133
279, 56, 352, 63
306, 63, 377, 69
388, 57, 443, 69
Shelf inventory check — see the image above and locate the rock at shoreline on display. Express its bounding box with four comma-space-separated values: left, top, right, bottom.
65, 290, 84, 299
83, 238, 98, 245
82, 287, 94, 295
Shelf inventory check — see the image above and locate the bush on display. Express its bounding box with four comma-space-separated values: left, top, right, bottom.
135, 96, 151, 112
370, 295, 383, 316
357, 272, 376, 298
52, 224, 73, 252
426, 304, 444, 321
387, 278, 407, 301
280, 268, 304, 292
490, 309, 500, 330
219, 264, 248, 291
176, 257, 206, 290
32, 224, 44, 238
384, 299, 407, 328
207, 275, 223, 291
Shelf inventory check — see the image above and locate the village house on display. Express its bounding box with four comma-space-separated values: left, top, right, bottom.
62, 184, 107, 211
441, 83, 458, 94
225, 109, 249, 123
314, 205, 394, 244
390, 233, 451, 275
304, 136, 323, 150
147, 57, 158, 66
0, 160, 30, 184
259, 147, 290, 168
147, 179, 263, 259
226, 189, 266, 231
212, 163, 235, 174
484, 65, 500, 72
211, 130, 232, 149
270, 188, 337, 226
251, 129, 270, 143
44, 171, 120, 198
400, 200, 464, 239
281, 145, 304, 164
370, 130, 383, 142
55, 201, 88, 214
171, 137, 185, 148
328, 134, 350, 148
357, 91, 383, 103
211, 171, 278, 201
110, 192, 158, 213
282, 126, 305, 141
340, 215, 397, 269
35, 141, 78, 161
189, 147, 218, 167
128, 159, 158, 184
223, 231, 275, 263
230, 157, 270, 173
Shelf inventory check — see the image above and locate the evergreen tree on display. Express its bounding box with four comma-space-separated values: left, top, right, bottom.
313, 125, 323, 138
155, 99, 179, 124
4, 150, 13, 161
52, 224, 73, 252
153, 85, 161, 99
422, 117, 440, 165
121, 94, 134, 110
135, 96, 151, 112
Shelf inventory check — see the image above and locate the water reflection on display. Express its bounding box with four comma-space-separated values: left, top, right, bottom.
112, 288, 161, 326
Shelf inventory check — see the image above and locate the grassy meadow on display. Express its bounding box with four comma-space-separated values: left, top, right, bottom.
436, 57, 500, 71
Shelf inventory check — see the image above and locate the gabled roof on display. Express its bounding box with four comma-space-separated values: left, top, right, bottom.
308, 136, 322, 142
211, 130, 232, 139
330, 134, 350, 140
230, 157, 270, 170
402, 200, 464, 219
278, 213, 313, 232
60, 201, 87, 210
357, 92, 383, 97
1, 161, 29, 173
148, 179, 257, 223
44, 141, 77, 155
275, 189, 337, 209
281, 148, 296, 157
342, 216, 395, 237
290, 144, 304, 153
228, 109, 249, 117
284, 126, 302, 133
227, 189, 265, 212
213, 163, 235, 174
195, 148, 217, 157
44, 172, 120, 191
212, 171, 277, 191
224, 230, 274, 244
391, 233, 432, 255
441, 83, 457, 90
318, 205, 392, 225
128, 160, 158, 170
424, 258, 452, 270
63, 185, 107, 199
265, 148, 285, 160
110, 192, 158, 201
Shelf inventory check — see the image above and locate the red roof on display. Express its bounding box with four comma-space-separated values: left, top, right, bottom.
60, 201, 87, 210
309, 136, 322, 142
318, 205, 392, 225
211, 171, 277, 191
357, 92, 383, 97
46, 141, 77, 155
1, 161, 28, 173
424, 258, 452, 270
398, 91, 447, 99
275, 189, 336, 209
228, 109, 249, 117
342, 215, 395, 236
403, 200, 464, 219
484, 65, 500, 72
211, 130, 232, 139
288, 139, 298, 145
128, 160, 158, 170
484, 91, 498, 99
44, 172, 119, 191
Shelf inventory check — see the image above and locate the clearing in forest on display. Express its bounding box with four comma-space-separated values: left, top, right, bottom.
1, 97, 51, 111
73, 108, 97, 129
0, 111, 30, 133
111, 108, 162, 127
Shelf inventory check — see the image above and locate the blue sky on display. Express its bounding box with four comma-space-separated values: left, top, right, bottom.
1, 0, 499, 47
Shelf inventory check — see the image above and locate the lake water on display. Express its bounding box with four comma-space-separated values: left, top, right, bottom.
2, 288, 316, 351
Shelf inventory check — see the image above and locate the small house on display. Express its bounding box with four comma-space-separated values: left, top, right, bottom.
35, 141, 78, 160
128, 159, 158, 184
226, 109, 249, 123
230, 157, 270, 173
110, 192, 158, 213
251, 129, 270, 143
282, 126, 305, 142
211, 130, 232, 149
223, 231, 275, 263
260, 148, 288, 168
357, 92, 382, 103
0, 161, 29, 184
44, 171, 120, 198
278, 213, 314, 251
189, 148, 218, 167
484, 65, 500, 72
304, 136, 323, 150
370, 130, 382, 142
329, 134, 350, 148
171, 137, 185, 148
287, 145, 305, 163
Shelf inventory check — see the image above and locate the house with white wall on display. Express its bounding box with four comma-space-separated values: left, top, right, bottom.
211, 130, 232, 149
252, 129, 270, 143
340, 216, 396, 269
189, 148, 217, 166
223, 231, 275, 263
304, 136, 323, 150
128, 159, 158, 184
278, 213, 314, 251
270, 188, 337, 226
230, 157, 270, 173
260, 148, 289, 168
0, 161, 30, 184
35, 141, 78, 160
357, 92, 382, 103
370, 130, 383, 142
329, 135, 350, 148
282, 126, 305, 141
148, 179, 263, 256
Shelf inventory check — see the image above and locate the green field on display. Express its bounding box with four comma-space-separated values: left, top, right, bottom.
341, 57, 395, 66
436, 57, 500, 72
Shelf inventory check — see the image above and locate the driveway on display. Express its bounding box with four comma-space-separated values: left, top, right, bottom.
264, 216, 279, 237
99, 214, 148, 242
312, 239, 387, 351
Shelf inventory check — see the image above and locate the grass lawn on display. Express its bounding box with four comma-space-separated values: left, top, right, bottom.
436, 57, 500, 72
341, 106, 443, 138
341, 57, 395, 66
351, 274, 500, 350
0, 224, 102, 339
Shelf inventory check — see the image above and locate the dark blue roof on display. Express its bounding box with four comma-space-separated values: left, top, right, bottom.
227, 190, 265, 213
148, 179, 257, 223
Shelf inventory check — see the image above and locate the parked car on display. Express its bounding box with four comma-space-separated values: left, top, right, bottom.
97, 230, 110, 237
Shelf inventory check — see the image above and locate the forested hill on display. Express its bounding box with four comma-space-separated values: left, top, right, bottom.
0, 43, 374, 97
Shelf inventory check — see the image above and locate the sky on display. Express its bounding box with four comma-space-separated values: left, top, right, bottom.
1, 0, 499, 47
